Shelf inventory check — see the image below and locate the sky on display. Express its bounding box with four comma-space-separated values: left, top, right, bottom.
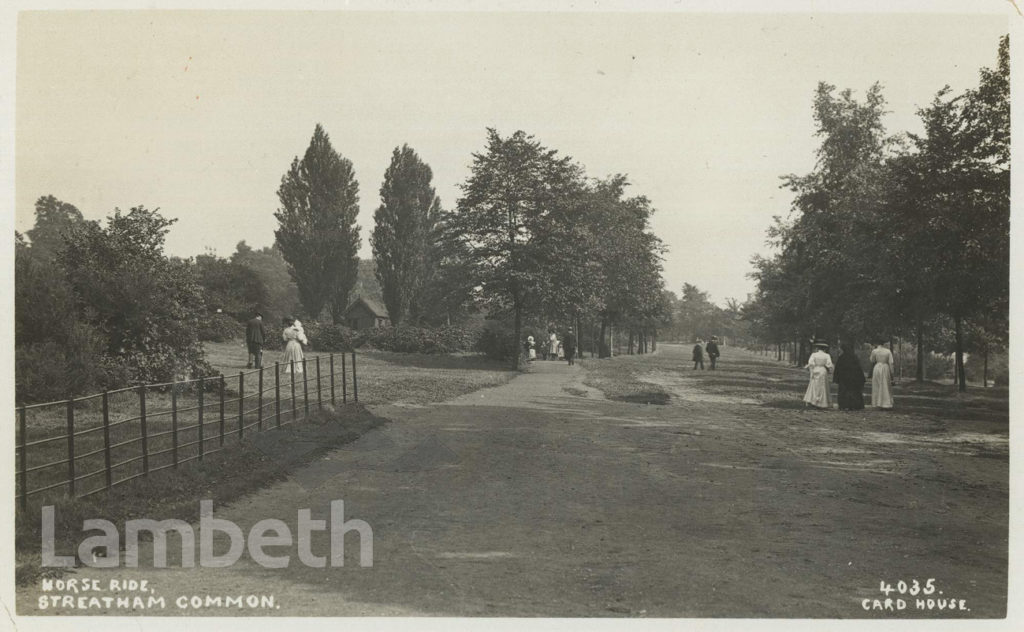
14, 8, 1011, 306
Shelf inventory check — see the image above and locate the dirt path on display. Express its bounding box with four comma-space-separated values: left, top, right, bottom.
16, 345, 1007, 618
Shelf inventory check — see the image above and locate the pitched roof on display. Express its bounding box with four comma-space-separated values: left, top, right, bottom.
346, 296, 390, 318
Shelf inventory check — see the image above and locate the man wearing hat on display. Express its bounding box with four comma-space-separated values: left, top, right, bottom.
245, 312, 266, 369
706, 336, 721, 370
564, 327, 577, 366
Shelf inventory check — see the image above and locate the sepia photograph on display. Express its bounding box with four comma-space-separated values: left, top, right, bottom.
2, 1, 1018, 629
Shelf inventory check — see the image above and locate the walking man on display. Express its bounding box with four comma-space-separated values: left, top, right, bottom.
246, 312, 266, 369
692, 339, 705, 370
564, 327, 578, 366
706, 336, 721, 370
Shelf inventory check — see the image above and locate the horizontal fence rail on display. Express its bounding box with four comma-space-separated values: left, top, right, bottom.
15, 352, 359, 511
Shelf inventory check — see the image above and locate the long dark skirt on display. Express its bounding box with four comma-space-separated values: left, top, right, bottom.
837, 384, 865, 410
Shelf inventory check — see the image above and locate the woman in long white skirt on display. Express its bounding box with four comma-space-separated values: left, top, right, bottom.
281, 317, 307, 373
803, 340, 834, 409
869, 342, 895, 408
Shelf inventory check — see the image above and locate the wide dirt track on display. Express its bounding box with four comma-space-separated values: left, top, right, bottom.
18, 344, 1008, 618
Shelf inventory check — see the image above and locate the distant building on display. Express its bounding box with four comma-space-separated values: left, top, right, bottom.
345, 296, 390, 330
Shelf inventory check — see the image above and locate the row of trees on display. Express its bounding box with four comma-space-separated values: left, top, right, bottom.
744, 37, 1009, 391
275, 126, 668, 368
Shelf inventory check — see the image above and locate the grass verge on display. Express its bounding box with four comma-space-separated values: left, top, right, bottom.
15, 403, 386, 586
577, 354, 672, 405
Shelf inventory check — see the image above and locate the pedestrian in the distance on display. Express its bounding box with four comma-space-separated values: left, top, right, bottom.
245, 312, 266, 369
870, 340, 895, 409
706, 336, 721, 370
525, 335, 536, 362
281, 316, 308, 374
803, 339, 834, 410
692, 340, 705, 370
833, 342, 866, 410
564, 327, 578, 366
549, 331, 559, 361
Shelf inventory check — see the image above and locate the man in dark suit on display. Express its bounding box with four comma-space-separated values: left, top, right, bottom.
564, 327, 578, 366
246, 312, 266, 369
706, 336, 721, 370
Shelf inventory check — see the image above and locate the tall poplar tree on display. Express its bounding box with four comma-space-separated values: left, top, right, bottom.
274, 124, 361, 323
371, 144, 441, 325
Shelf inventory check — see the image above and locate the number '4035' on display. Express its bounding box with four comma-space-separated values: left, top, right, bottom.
879, 579, 936, 596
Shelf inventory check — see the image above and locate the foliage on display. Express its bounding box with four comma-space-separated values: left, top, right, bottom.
197, 312, 245, 342
25, 195, 85, 259
274, 124, 361, 323
371, 144, 442, 325
194, 253, 268, 320
303, 321, 365, 352
363, 325, 476, 354
475, 320, 521, 362
230, 241, 302, 325
58, 206, 211, 384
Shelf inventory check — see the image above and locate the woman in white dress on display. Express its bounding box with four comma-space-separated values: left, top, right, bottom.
526, 335, 536, 361
869, 341, 895, 409
803, 340, 834, 409
281, 317, 308, 374
548, 332, 559, 360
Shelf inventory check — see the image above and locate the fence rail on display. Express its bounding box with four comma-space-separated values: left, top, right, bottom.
15, 352, 359, 511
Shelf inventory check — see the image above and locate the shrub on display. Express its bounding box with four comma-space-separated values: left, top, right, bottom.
364, 325, 474, 354
476, 322, 519, 361
303, 322, 364, 352
15, 323, 123, 403
197, 313, 244, 342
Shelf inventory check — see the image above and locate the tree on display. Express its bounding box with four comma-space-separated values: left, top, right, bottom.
194, 254, 268, 319
451, 129, 584, 368
275, 124, 361, 324
231, 241, 302, 324
371, 145, 442, 325
58, 206, 210, 384
25, 195, 85, 258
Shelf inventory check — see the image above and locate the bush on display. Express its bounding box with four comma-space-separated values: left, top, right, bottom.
197, 313, 244, 342
363, 325, 474, 354
303, 322, 365, 352
15, 323, 124, 403
476, 322, 519, 361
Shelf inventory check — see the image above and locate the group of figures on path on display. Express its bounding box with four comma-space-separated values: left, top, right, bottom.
803, 340, 895, 411
692, 337, 721, 370
244, 312, 310, 373
525, 328, 578, 366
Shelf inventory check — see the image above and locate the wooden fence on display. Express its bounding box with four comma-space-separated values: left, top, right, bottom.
15, 352, 358, 511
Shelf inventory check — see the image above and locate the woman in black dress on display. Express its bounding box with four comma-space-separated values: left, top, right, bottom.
833, 342, 866, 410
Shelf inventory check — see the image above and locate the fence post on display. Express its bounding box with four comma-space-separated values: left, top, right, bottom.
238, 372, 245, 439
330, 354, 336, 405
197, 377, 205, 462
138, 388, 148, 477
303, 358, 309, 416
18, 406, 26, 512
102, 391, 112, 489
67, 398, 76, 495
316, 356, 322, 410
275, 362, 281, 428
171, 385, 179, 468
290, 362, 297, 422
219, 375, 226, 447
257, 366, 264, 431
352, 352, 358, 402
342, 352, 348, 404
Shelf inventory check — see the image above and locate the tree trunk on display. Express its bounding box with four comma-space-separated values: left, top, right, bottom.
916, 318, 924, 383
954, 316, 966, 392
599, 319, 608, 358
628, 330, 635, 355
512, 295, 522, 371
983, 345, 989, 388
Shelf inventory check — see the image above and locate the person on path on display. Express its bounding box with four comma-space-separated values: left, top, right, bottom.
705, 336, 721, 370
870, 341, 895, 409
549, 331, 559, 360
803, 340, 834, 410
833, 342, 866, 410
245, 312, 266, 369
525, 335, 536, 362
564, 328, 578, 366
692, 340, 705, 370
281, 316, 308, 374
